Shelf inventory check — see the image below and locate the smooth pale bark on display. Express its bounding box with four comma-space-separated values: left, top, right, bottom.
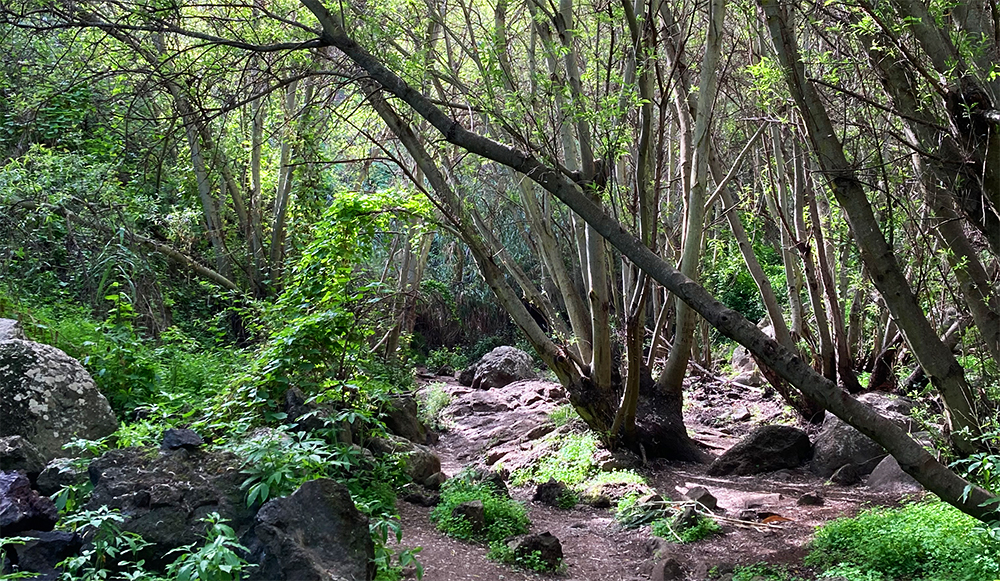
269, 79, 300, 282
863, 39, 1000, 367
657, 0, 726, 394
300, 0, 997, 520
766, 126, 807, 342
760, 0, 980, 452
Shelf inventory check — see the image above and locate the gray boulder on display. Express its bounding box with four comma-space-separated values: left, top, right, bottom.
383, 394, 435, 445
707, 425, 812, 476
85, 447, 255, 569
812, 392, 916, 478
470, 347, 534, 390
244, 478, 374, 581
867, 456, 922, 493
367, 435, 441, 483
0, 436, 46, 481
0, 340, 118, 461
0, 471, 58, 535
0, 319, 26, 341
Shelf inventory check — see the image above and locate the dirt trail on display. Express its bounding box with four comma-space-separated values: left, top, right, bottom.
394, 375, 915, 580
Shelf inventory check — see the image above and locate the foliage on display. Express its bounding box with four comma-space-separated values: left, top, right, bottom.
805, 501, 1000, 581
56, 506, 154, 581
430, 471, 529, 544
547, 404, 581, 428
424, 346, 467, 374
416, 382, 452, 431
164, 513, 253, 581
725, 563, 804, 581
614, 492, 670, 528
510, 430, 598, 487
370, 516, 423, 581
228, 427, 346, 507
651, 514, 722, 543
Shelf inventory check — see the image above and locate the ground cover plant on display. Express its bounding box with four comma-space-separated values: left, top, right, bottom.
430, 471, 530, 544
805, 501, 1000, 581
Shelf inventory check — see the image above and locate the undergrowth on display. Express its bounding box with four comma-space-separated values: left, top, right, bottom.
430, 471, 529, 544
805, 500, 1000, 581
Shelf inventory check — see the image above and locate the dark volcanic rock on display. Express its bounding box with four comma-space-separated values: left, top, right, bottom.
84, 447, 255, 569
384, 394, 435, 445
533, 478, 571, 508
451, 500, 486, 534
36, 458, 87, 496
160, 428, 204, 451
812, 392, 916, 478
0, 436, 46, 482
0, 530, 82, 580
830, 463, 863, 486
506, 532, 563, 570
707, 425, 812, 476
244, 478, 375, 581
0, 471, 58, 535
683, 486, 717, 510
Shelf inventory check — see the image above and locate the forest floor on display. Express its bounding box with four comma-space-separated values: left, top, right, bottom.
393, 373, 922, 581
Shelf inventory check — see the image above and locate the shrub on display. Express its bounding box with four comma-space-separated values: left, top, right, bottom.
430, 472, 529, 544
805, 501, 1000, 581
417, 382, 452, 430
510, 431, 598, 487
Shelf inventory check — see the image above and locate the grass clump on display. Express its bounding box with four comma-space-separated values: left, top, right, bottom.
805, 501, 1000, 581
725, 563, 804, 581
511, 431, 598, 487
430, 471, 529, 543
651, 514, 722, 543
417, 382, 452, 430
548, 404, 581, 428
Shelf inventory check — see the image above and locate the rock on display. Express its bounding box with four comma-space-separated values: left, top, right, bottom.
0, 319, 26, 341
867, 456, 922, 493
533, 478, 571, 508
729, 406, 752, 422
811, 392, 916, 477
244, 479, 375, 581
731, 371, 764, 387
401, 485, 440, 507
671, 505, 699, 532
84, 447, 255, 569
829, 463, 862, 486
707, 425, 812, 476
0, 471, 58, 535
796, 492, 824, 506
423, 472, 447, 490
283, 388, 352, 444
35, 458, 86, 496
384, 394, 435, 445
730, 345, 755, 374
0, 436, 46, 481
683, 486, 717, 510
651, 557, 685, 581
0, 340, 118, 461
457, 365, 477, 387
367, 435, 442, 483
451, 500, 486, 534
160, 428, 204, 451
470, 346, 535, 390
506, 532, 563, 570
0, 530, 81, 580
469, 468, 510, 499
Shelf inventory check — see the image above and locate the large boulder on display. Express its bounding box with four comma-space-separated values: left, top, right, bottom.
0, 340, 118, 461
867, 456, 922, 494
470, 347, 535, 390
0, 319, 26, 341
0, 436, 46, 482
36, 458, 86, 497
85, 447, 255, 569
812, 392, 916, 478
243, 478, 375, 581
383, 394, 435, 445
0, 471, 59, 535
707, 425, 812, 476
283, 388, 352, 444
0, 530, 82, 580
366, 435, 442, 484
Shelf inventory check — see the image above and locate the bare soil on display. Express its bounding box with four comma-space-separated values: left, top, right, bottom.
393, 372, 921, 581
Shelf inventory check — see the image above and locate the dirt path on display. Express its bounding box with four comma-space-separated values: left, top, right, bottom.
393, 375, 915, 580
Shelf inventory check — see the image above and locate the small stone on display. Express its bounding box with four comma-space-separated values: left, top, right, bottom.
507, 532, 563, 570
730, 406, 752, 422
797, 492, 824, 506
533, 478, 570, 508
160, 428, 204, 450
830, 463, 862, 486
452, 500, 486, 533
423, 471, 447, 490
651, 557, 685, 581
683, 486, 717, 510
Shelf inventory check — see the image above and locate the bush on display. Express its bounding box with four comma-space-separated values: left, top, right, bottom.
805, 501, 1000, 581
417, 382, 452, 430
430, 472, 529, 544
